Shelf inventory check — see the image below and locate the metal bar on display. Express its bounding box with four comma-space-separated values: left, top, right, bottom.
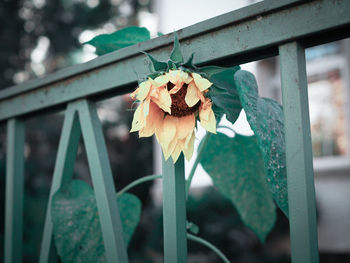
162, 154, 187, 263
39, 104, 81, 263
279, 42, 319, 263
0, 0, 349, 121
77, 100, 128, 263
0, 0, 308, 100
4, 118, 25, 263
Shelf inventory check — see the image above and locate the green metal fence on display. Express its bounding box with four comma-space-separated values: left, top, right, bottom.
1, 0, 349, 262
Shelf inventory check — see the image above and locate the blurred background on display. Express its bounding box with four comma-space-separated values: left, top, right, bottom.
0, 0, 349, 262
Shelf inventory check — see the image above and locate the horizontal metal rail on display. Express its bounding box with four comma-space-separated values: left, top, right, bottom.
0, 0, 349, 121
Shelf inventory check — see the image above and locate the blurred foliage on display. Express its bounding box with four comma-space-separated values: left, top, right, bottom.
0, 0, 153, 261
0, 0, 150, 89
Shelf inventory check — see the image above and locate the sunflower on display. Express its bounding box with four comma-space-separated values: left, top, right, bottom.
130, 69, 216, 163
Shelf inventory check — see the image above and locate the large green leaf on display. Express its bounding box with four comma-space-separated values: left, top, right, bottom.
51, 180, 141, 263
234, 70, 288, 217
84, 26, 151, 55
201, 133, 276, 242
200, 66, 242, 124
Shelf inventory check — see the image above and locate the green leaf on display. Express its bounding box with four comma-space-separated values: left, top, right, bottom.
182, 53, 195, 69
118, 193, 142, 245
200, 66, 242, 125
186, 221, 199, 235
234, 70, 288, 217
145, 53, 168, 72
51, 180, 141, 263
169, 33, 184, 64
84, 26, 151, 55
201, 133, 276, 242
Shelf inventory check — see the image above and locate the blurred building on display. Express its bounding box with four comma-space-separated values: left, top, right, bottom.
255, 38, 350, 253
151, 0, 350, 256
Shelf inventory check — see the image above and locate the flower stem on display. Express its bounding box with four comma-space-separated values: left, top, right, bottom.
117, 174, 162, 197
187, 233, 231, 263
185, 132, 211, 198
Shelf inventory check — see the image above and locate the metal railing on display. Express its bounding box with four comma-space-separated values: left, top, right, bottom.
1, 0, 349, 262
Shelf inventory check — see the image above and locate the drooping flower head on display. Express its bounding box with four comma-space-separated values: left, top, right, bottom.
130, 35, 216, 163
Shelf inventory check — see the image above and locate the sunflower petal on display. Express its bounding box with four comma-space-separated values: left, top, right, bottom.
130, 87, 139, 99
176, 114, 195, 140
171, 143, 182, 163
185, 81, 200, 107
151, 86, 172, 114
167, 70, 191, 85
182, 131, 195, 161
143, 97, 150, 117
139, 101, 163, 137
130, 103, 145, 132
169, 83, 183, 94
153, 75, 169, 88
192, 72, 212, 92
199, 99, 216, 134
159, 116, 177, 159
136, 80, 152, 101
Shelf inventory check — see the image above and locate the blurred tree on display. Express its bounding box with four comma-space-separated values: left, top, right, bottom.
0, 0, 154, 262
0, 0, 151, 88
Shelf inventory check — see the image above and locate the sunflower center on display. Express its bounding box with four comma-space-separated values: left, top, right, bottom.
167, 83, 200, 117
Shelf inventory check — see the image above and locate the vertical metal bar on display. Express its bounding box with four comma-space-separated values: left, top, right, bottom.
162, 154, 187, 263
5, 118, 25, 263
39, 104, 81, 263
77, 100, 128, 263
279, 42, 319, 263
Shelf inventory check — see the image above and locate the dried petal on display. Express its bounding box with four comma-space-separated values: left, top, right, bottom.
136, 80, 152, 101
192, 72, 212, 92
158, 115, 177, 159
199, 99, 216, 134
185, 81, 200, 107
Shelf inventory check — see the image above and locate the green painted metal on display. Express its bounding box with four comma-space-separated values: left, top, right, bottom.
39, 100, 128, 263
162, 154, 187, 263
39, 103, 81, 263
5, 119, 25, 263
279, 42, 319, 263
0, 0, 307, 101
77, 100, 128, 263
0, 0, 349, 121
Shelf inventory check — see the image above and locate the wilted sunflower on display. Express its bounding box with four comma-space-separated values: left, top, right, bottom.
130, 69, 216, 163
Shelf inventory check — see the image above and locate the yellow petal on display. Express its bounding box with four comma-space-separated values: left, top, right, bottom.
182, 131, 195, 161
184, 75, 193, 84
169, 83, 183, 95
171, 143, 182, 163
151, 86, 172, 114
158, 115, 177, 159
199, 99, 216, 134
130, 103, 145, 132
185, 81, 200, 107
130, 87, 139, 99
143, 97, 150, 117
139, 101, 163, 137
176, 114, 195, 140
167, 70, 191, 85
136, 80, 152, 101
192, 72, 212, 92
153, 75, 169, 88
